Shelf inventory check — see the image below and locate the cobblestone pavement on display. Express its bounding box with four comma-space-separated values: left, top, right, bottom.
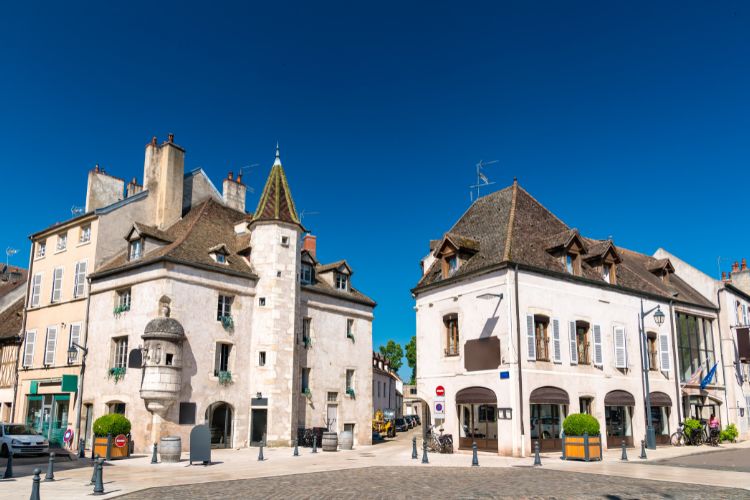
119, 466, 748, 499
649, 446, 750, 473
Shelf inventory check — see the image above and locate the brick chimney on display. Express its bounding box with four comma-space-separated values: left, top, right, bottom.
731, 258, 750, 296
126, 177, 143, 198
222, 171, 247, 213
143, 134, 185, 229
722, 271, 728, 281
303, 234, 317, 259
742, 258, 748, 271
732, 261, 740, 272
85, 164, 125, 211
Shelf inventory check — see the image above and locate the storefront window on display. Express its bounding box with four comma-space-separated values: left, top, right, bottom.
530, 404, 566, 439
651, 406, 670, 436
457, 403, 498, 451
605, 406, 633, 439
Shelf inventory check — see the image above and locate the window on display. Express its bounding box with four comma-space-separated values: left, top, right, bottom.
214, 343, 231, 375
346, 369, 355, 391
108, 402, 126, 415
579, 397, 592, 415
79, 225, 91, 244
327, 392, 338, 402
217, 295, 233, 321
44, 327, 58, 365
281, 236, 290, 247
129, 238, 143, 260
676, 313, 716, 383
444, 313, 459, 356
73, 261, 87, 298
647, 332, 658, 371
36, 240, 46, 258
117, 289, 131, 311
112, 337, 128, 369
56, 233, 67, 252
259, 297, 266, 306
68, 324, 81, 363
602, 263, 612, 283
165, 353, 174, 366
335, 272, 348, 291
565, 254, 574, 273
301, 263, 314, 284
215, 253, 226, 264
447, 255, 458, 274
51, 267, 63, 303
258, 351, 266, 366
346, 318, 354, 339
23, 331, 36, 367
301, 317, 311, 345
29, 273, 42, 307
534, 315, 550, 361
576, 321, 590, 364
301, 367, 310, 392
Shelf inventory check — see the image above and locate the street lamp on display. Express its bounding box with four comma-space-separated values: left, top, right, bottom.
67, 342, 88, 365
68, 341, 88, 453
640, 301, 664, 450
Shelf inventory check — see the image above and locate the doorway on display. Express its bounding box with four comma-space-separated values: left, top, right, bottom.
251, 409, 267, 445
206, 402, 233, 448
326, 404, 337, 432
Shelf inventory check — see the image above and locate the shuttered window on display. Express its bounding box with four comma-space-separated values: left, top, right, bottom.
30, 273, 42, 307
526, 314, 535, 360
568, 321, 578, 365
592, 324, 603, 366
659, 331, 670, 372
613, 326, 627, 369
69, 324, 81, 363
51, 267, 63, 303
73, 261, 87, 298
552, 318, 562, 363
44, 327, 58, 366
23, 331, 36, 367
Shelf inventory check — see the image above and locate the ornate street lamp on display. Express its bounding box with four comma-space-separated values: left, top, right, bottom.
640, 301, 665, 450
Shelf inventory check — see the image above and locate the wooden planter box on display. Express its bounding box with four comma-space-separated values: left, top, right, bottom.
92, 435, 132, 460
562, 433, 602, 461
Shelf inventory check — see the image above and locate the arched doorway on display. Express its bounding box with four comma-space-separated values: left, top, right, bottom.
604, 390, 635, 448
206, 402, 233, 448
649, 391, 672, 445
529, 386, 569, 451
456, 386, 497, 452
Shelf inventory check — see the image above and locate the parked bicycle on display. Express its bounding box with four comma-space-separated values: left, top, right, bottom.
670, 420, 716, 446
426, 425, 454, 454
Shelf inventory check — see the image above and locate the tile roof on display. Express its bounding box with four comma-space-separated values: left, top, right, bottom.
415, 181, 715, 309
249, 149, 301, 227
0, 297, 24, 341
0, 266, 27, 300
132, 222, 174, 243
316, 260, 350, 274
304, 262, 375, 306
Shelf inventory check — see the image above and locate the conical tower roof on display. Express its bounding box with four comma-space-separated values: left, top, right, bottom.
250, 144, 302, 227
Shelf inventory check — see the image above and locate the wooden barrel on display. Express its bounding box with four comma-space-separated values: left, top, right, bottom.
160, 436, 182, 463
321, 432, 338, 452
339, 431, 353, 450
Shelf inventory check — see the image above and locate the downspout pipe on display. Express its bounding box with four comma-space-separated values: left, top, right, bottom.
715, 288, 729, 426
10, 243, 34, 421
514, 264, 525, 455
669, 300, 682, 423
73, 277, 93, 450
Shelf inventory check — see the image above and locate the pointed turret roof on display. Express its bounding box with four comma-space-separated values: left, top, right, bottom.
250, 145, 302, 227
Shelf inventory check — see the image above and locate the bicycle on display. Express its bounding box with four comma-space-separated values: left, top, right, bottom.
670, 421, 704, 446
427, 425, 454, 454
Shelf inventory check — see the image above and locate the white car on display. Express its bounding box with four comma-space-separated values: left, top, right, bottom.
0, 423, 49, 456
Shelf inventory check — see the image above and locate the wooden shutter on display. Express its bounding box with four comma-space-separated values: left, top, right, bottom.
74, 261, 87, 298
552, 319, 562, 363
569, 321, 578, 365
30, 273, 42, 307
593, 324, 603, 366
51, 268, 63, 302
659, 331, 670, 372
44, 327, 57, 366
614, 326, 627, 369
69, 324, 81, 362
526, 314, 536, 360
23, 331, 36, 367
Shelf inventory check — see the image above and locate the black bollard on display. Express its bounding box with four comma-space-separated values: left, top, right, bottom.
620, 440, 628, 461
639, 439, 647, 459
411, 436, 417, 459
30, 468, 41, 500
79, 439, 86, 459
312, 434, 317, 454
258, 438, 265, 461
151, 442, 158, 464
533, 440, 542, 466
293, 438, 299, 456
3, 450, 13, 479
89, 454, 99, 485
421, 439, 429, 464
560, 432, 566, 460
44, 451, 55, 481
471, 441, 479, 466
93, 458, 104, 495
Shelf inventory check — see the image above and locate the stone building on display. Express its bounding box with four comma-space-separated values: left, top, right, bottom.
413, 180, 720, 456
372, 352, 403, 418
0, 266, 26, 422
84, 146, 375, 453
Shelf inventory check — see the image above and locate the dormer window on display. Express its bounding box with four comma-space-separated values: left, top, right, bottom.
564, 252, 581, 275
335, 272, 348, 291
209, 244, 230, 265
216, 253, 226, 264
301, 263, 314, 285
602, 263, 612, 283
565, 254, 574, 273
129, 238, 143, 260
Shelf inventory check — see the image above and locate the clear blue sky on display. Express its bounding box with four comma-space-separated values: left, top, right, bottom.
2, 2, 748, 380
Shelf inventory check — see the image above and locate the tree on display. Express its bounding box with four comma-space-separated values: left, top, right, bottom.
379, 340, 403, 372
405, 335, 417, 384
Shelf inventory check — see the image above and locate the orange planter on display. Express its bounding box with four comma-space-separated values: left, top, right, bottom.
92, 435, 131, 460
562, 434, 602, 461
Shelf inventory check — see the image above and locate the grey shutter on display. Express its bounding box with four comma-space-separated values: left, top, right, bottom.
614, 326, 627, 369
44, 327, 57, 366
593, 324, 603, 366
23, 331, 36, 367
569, 321, 578, 365
552, 319, 562, 363
659, 331, 670, 372
526, 314, 536, 360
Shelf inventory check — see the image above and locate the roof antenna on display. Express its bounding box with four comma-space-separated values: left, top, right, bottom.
71, 205, 84, 217
239, 164, 258, 194
5, 247, 17, 268
299, 209, 320, 224
469, 159, 498, 202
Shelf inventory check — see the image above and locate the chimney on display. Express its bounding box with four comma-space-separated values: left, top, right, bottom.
222, 170, 247, 213
722, 271, 727, 281
126, 177, 143, 198
732, 261, 740, 273
742, 258, 748, 271
303, 234, 317, 259
143, 134, 185, 229
85, 164, 125, 211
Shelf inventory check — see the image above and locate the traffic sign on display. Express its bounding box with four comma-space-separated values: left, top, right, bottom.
114, 434, 128, 448
434, 400, 445, 417
63, 429, 73, 443
436, 385, 445, 397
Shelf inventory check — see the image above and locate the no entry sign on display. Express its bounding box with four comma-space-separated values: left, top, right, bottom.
114, 434, 128, 448
63, 429, 74, 443
436, 385, 445, 397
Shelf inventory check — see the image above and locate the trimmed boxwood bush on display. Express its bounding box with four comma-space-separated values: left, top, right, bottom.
563, 413, 600, 436
93, 414, 131, 437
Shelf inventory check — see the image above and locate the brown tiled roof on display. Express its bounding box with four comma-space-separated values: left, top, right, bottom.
434, 233, 480, 255
0, 297, 24, 341
249, 151, 301, 227
132, 222, 174, 243
94, 199, 256, 279
0, 266, 27, 300
316, 260, 350, 274
415, 181, 715, 309
584, 239, 621, 263
304, 263, 375, 307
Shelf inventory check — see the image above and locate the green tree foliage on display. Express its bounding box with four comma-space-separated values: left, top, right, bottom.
562, 413, 600, 436
93, 414, 131, 437
379, 340, 404, 372
405, 336, 417, 384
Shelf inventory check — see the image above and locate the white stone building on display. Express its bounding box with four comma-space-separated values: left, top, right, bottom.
372, 352, 403, 418
84, 144, 375, 452
413, 181, 720, 456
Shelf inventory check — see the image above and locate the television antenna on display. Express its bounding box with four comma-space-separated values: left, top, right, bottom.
238, 164, 258, 194
299, 209, 320, 224
71, 205, 84, 217
469, 159, 498, 201
5, 247, 17, 267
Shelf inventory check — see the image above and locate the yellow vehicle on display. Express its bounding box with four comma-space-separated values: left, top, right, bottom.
372, 410, 395, 438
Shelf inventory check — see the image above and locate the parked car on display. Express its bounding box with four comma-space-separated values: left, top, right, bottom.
414, 415, 421, 426
394, 417, 409, 432
0, 423, 49, 457
404, 416, 415, 428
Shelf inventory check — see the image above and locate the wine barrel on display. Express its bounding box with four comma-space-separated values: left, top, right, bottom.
339, 431, 353, 450
321, 431, 338, 452
160, 436, 182, 463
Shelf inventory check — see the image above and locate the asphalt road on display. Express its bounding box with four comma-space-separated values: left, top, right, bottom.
0, 448, 90, 478
650, 445, 750, 473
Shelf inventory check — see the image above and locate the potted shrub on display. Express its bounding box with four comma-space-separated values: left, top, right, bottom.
720, 423, 739, 444
561, 413, 602, 461
92, 414, 132, 460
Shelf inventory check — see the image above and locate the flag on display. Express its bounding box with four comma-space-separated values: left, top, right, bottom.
700, 363, 718, 390
683, 368, 702, 387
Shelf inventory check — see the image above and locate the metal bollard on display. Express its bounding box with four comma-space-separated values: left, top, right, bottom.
151, 442, 158, 464
621, 440, 628, 461
89, 454, 99, 485
79, 439, 86, 459
560, 432, 566, 460
639, 439, 647, 459
533, 440, 542, 466
421, 439, 429, 464
93, 458, 104, 495
44, 451, 55, 481
258, 439, 265, 461
293, 438, 299, 456
471, 441, 479, 466
3, 450, 13, 479
30, 468, 41, 500
412, 436, 417, 459
312, 434, 317, 454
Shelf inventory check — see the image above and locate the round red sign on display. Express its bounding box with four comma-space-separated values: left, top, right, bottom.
63, 429, 74, 443
436, 385, 445, 397
114, 434, 128, 448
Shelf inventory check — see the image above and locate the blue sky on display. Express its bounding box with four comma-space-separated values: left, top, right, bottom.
1, 2, 748, 380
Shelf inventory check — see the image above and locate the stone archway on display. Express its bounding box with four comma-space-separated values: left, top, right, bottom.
206, 402, 233, 448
